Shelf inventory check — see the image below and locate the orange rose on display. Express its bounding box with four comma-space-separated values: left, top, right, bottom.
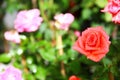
73, 27, 111, 62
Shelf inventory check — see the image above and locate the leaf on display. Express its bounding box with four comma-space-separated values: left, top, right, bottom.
26, 57, 33, 65
0, 54, 11, 63
68, 49, 78, 60
81, 0, 95, 8
38, 49, 56, 62
44, 29, 53, 41
95, 0, 108, 8
28, 64, 37, 73
35, 67, 47, 80
68, 60, 81, 74
70, 20, 80, 30
23, 73, 35, 80
104, 13, 112, 22
82, 8, 92, 20
102, 58, 112, 68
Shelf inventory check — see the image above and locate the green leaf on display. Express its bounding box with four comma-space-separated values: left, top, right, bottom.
26, 57, 33, 65
39, 22, 48, 34
68, 49, 78, 60
38, 49, 56, 62
81, 0, 95, 8
102, 58, 112, 68
104, 13, 112, 22
70, 20, 80, 30
0, 54, 11, 63
57, 53, 68, 63
82, 8, 92, 20
35, 67, 47, 80
103, 25, 113, 35
44, 29, 53, 40
28, 64, 37, 73
68, 60, 81, 74
95, 0, 107, 8
23, 73, 35, 80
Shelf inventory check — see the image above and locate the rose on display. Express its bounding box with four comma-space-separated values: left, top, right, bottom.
73, 27, 111, 62
101, 0, 120, 14
0, 66, 22, 80
69, 75, 81, 80
112, 11, 120, 23
111, 0, 120, 5
4, 30, 21, 43
54, 13, 74, 30
14, 9, 43, 32
101, 0, 120, 24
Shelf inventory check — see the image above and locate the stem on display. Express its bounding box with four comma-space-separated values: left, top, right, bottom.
4, 40, 9, 53
31, 0, 37, 8
39, 0, 49, 24
38, 0, 53, 29
49, 0, 54, 9
30, 33, 35, 43
56, 33, 66, 77
57, 35, 63, 56
108, 71, 114, 80
22, 56, 28, 73
112, 26, 118, 39
93, 78, 97, 80
102, 59, 114, 80
50, 21, 56, 46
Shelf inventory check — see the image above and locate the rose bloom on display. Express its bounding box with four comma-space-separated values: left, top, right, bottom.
110, 0, 120, 5
69, 75, 81, 80
4, 30, 21, 43
112, 11, 120, 23
73, 27, 111, 62
14, 9, 43, 32
101, 0, 120, 24
101, 1, 120, 15
54, 13, 74, 30
0, 66, 22, 80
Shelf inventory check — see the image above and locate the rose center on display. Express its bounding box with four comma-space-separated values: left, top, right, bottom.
86, 33, 97, 46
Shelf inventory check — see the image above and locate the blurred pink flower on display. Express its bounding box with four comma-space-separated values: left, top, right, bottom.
111, 0, 120, 5
112, 11, 120, 23
14, 9, 43, 32
4, 30, 21, 43
54, 13, 74, 30
101, 0, 120, 24
0, 66, 22, 80
101, 1, 120, 14
74, 30, 80, 37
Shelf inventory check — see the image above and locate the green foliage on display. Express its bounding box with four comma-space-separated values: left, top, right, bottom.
0, 0, 120, 80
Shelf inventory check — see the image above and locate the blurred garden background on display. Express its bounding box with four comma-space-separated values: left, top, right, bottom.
0, 0, 120, 80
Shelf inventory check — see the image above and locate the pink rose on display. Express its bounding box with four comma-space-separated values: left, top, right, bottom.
74, 30, 80, 37
112, 11, 120, 23
101, 1, 120, 14
0, 66, 22, 80
101, 0, 120, 24
112, 0, 120, 5
54, 13, 74, 30
69, 75, 81, 80
14, 9, 43, 32
73, 27, 111, 62
4, 30, 21, 43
